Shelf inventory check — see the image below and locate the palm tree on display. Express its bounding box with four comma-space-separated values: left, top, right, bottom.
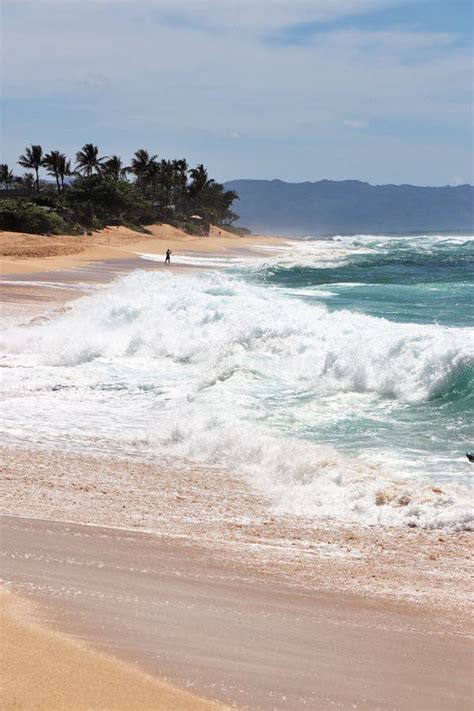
75, 143, 107, 177
18, 144, 43, 193
0, 163, 14, 189
187, 164, 215, 217
155, 159, 175, 213
102, 155, 126, 182
128, 149, 158, 189
203, 184, 239, 224
43, 150, 66, 194
188, 164, 214, 199
16, 172, 35, 195
171, 159, 188, 211
58, 155, 72, 193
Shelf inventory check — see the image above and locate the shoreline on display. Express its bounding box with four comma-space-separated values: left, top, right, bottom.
0, 223, 286, 276
2, 444, 472, 619
1, 224, 473, 709
0, 587, 227, 711
0, 223, 287, 320
2, 514, 472, 711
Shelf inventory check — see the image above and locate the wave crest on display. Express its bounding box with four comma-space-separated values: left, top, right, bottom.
1, 269, 473, 530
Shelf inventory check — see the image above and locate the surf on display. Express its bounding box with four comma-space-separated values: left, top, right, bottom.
1, 263, 473, 531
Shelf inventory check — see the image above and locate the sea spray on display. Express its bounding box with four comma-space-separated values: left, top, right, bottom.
1, 261, 473, 531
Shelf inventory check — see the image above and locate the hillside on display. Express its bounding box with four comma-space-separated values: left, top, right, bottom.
224, 179, 474, 235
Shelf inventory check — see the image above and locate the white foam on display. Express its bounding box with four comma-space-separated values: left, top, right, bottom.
1, 269, 473, 530
139, 252, 246, 268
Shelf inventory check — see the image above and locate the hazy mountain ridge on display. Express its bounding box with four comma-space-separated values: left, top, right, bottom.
224, 179, 474, 235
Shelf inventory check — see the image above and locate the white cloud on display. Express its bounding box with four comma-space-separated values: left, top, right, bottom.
78, 73, 112, 92
343, 119, 368, 128
2, 0, 397, 31
2, 0, 472, 184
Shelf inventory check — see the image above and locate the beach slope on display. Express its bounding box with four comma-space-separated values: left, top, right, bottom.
0, 587, 227, 711
2, 515, 472, 711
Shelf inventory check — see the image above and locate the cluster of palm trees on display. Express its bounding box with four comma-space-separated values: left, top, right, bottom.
1, 143, 239, 226
0, 164, 15, 190
1, 143, 122, 195
1, 145, 71, 195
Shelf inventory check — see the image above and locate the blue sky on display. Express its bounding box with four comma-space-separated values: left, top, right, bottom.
1, 0, 473, 185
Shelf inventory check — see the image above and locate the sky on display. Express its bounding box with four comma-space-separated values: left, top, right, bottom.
1, 0, 473, 186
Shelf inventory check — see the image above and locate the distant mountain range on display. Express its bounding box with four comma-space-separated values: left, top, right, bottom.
224, 179, 474, 235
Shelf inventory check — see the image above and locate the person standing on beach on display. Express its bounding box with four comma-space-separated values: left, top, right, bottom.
165, 248, 172, 264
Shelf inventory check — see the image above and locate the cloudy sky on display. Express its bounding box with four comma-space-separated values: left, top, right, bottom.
1, 0, 473, 185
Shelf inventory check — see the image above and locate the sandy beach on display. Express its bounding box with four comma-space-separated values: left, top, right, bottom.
1, 225, 473, 710
0, 587, 227, 711
2, 515, 472, 711
0, 223, 284, 276
0, 224, 285, 321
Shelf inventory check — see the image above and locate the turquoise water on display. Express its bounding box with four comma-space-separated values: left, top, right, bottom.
239, 233, 474, 486
253, 233, 474, 326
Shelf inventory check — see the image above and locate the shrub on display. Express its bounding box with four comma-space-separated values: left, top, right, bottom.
217, 224, 251, 236
138, 210, 159, 225
0, 199, 67, 234
32, 193, 62, 209
183, 221, 204, 236
122, 222, 153, 234
66, 176, 153, 226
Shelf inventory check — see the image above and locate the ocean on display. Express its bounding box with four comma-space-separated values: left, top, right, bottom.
1, 232, 473, 531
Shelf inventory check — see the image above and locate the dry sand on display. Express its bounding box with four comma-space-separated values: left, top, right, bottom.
0, 588, 227, 711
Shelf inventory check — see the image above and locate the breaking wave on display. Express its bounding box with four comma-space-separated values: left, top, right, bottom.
2, 269, 473, 530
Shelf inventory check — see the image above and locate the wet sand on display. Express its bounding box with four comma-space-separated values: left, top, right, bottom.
2, 515, 472, 711
0, 588, 227, 711
1, 446, 473, 708
0, 256, 201, 319
1, 446, 472, 618
1, 223, 285, 320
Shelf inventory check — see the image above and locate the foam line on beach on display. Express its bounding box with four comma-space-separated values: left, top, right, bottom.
138, 252, 246, 268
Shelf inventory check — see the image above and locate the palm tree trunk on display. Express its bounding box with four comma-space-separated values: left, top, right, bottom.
86, 200, 94, 226
35, 168, 40, 193
55, 174, 61, 195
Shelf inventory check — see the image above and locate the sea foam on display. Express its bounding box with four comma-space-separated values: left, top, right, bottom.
1, 269, 473, 530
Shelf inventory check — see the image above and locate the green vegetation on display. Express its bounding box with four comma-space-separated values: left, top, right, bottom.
42, 151, 72, 195
217, 224, 251, 236
18, 145, 44, 194
0, 143, 244, 236
0, 199, 67, 234
0, 164, 14, 190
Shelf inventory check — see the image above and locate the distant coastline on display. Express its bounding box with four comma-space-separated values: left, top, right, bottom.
224, 178, 474, 235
